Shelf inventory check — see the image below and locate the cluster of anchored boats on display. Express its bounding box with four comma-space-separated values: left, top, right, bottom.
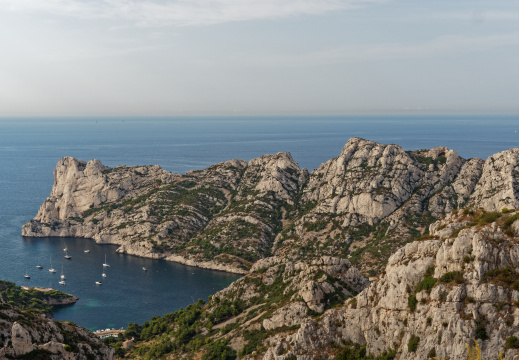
24, 246, 111, 286
24, 247, 149, 286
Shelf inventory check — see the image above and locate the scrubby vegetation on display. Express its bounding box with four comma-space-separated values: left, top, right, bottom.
0, 280, 73, 314
335, 343, 395, 360
482, 267, 519, 291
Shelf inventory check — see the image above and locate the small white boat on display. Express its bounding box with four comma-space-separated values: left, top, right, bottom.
95, 281, 102, 285
103, 254, 110, 267
59, 280, 66, 285
49, 258, 56, 273
63, 247, 68, 252
24, 267, 30, 279
142, 267, 148, 272
84, 248, 90, 253
36, 265, 43, 269
60, 264, 66, 280
64, 249, 72, 259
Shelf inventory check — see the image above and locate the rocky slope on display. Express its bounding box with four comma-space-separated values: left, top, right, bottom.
114, 208, 519, 360
255, 208, 519, 360
23, 153, 307, 273
23, 138, 519, 276
0, 282, 113, 359
21, 138, 519, 359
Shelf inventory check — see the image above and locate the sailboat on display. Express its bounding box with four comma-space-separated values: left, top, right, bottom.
103, 254, 110, 267
95, 280, 102, 285
84, 245, 90, 253
60, 264, 66, 280
36, 260, 43, 269
49, 258, 56, 273
24, 267, 30, 279
63, 246, 68, 252
64, 249, 72, 259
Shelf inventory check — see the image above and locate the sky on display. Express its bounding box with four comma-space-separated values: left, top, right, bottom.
0, 0, 518, 116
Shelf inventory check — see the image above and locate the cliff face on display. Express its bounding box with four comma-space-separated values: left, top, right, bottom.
22, 138, 519, 359
0, 299, 113, 359
23, 153, 307, 273
22, 138, 519, 276
256, 210, 519, 360
118, 209, 519, 360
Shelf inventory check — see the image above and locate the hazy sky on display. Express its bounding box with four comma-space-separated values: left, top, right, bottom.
1, 0, 518, 116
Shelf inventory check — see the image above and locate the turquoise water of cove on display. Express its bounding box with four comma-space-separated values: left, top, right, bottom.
1, 115, 518, 331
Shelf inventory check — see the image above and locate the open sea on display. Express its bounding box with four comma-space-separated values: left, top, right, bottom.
1, 115, 518, 331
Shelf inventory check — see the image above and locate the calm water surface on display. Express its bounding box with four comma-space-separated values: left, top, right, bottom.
1, 115, 518, 330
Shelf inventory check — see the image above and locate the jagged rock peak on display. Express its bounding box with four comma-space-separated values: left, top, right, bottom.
261, 209, 519, 359
469, 147, 519, 211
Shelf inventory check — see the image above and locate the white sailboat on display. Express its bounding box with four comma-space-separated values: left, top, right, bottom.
64, 249, 72, 259
60, 264, 66, 280
24, 267, 30, 279
103, 254, 110, 267
49, 258, 56, 273
95, 281, 102, 285
84, 246, 90, 253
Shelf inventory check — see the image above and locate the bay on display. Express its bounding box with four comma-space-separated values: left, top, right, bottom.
1, 115, 518, 330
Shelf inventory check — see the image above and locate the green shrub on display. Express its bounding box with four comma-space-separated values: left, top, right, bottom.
482, 267, 519, 290
506, 336, 519, 349
425, 266, 435, 277
17, 349, 55, 360
463, 255, 474, 263
408, 335, 420, 353
450, 228, 462, 238
415, 276, 437, 293
474, 319, 488, 340
439, 271, 464, 284
408, 295, 418, 312
504, 214, 519, 228
304, 221, 328, 232
477, 212, 501, 225
202, 339, 236, 360
239, 329, 267, 356
335, 343, 395, 360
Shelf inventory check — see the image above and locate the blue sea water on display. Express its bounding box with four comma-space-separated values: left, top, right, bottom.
0, 115, 518, 331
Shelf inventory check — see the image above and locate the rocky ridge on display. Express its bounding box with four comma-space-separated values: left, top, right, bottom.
118, 208, 519, 360
20, 138, 519, 359
0, 285, 113, 359
255, 208, 519, 359
22, 138, 519, 275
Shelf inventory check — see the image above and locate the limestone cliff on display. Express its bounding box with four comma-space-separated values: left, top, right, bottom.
255, 209, 519, 359
23, 139, 519, 276
118, 209, 519, 360
0, 295, 113, 359
37, 139, 518, 359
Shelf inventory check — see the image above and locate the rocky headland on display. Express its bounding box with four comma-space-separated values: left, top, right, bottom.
0, 281, 113, 359
23, 137, 519, 275
21, 138, 519, 359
